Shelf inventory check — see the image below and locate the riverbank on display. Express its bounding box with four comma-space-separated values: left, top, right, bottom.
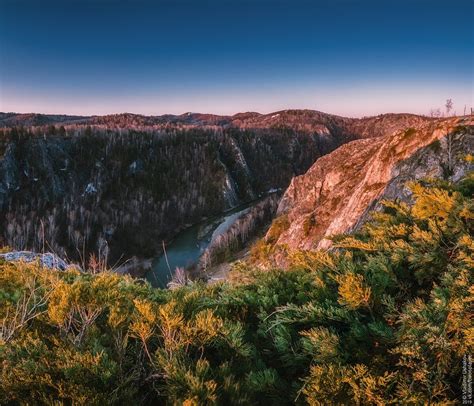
147, 194, 280, 287
116, 193, 280, 286
195, 195, 279, 276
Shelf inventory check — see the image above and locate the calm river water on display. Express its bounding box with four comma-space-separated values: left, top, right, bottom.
145, 203, 252, 287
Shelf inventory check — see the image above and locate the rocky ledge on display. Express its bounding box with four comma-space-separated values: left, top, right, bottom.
272, 116, 473, 257
0, 251, 70, 270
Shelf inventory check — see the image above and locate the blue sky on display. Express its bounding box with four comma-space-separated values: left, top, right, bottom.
0, 0, 472, 116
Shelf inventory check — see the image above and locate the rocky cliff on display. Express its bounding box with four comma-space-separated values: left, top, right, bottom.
271, 116, 473, 257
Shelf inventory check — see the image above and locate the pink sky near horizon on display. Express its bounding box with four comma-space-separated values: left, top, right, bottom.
1, 81, 472, 118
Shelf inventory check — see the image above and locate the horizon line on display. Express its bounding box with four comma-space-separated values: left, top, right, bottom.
1, 108, 460, 120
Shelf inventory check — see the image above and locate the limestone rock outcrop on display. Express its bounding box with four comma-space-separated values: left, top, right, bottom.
0, 251, 70, 270
273, 117, 473, 254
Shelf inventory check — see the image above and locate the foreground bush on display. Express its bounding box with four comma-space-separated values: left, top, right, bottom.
0, 174, 472, 405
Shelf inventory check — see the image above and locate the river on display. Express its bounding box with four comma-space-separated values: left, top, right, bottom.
145, 203, 253, 288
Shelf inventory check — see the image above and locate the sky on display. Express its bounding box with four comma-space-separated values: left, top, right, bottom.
0, 0, 472, 117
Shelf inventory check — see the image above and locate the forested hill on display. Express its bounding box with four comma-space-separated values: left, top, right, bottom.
0, 110, 433, 266
0, 121, 347, 265
0, 109, 429, 135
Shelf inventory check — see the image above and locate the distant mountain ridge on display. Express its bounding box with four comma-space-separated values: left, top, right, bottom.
0, 109, 432, 137
0, 112, 89, 127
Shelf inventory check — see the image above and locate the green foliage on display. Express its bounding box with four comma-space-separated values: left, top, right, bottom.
0, 174, 472, 404
266, 214, 290, 244
404, 127, 417, 138
428, 138, 442, 153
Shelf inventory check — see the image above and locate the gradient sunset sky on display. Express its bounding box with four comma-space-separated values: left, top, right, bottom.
0, 0, 472, 117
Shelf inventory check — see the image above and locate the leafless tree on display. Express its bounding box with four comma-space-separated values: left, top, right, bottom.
173, 267, 188, 286
445, 99, 453, 116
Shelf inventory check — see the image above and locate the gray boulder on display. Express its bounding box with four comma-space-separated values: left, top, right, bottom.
0, 251, 70, 271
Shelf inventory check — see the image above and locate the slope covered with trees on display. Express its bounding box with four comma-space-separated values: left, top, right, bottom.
0, 110, 437, 269
1, 171, 472, 404
0, 125, 332, 264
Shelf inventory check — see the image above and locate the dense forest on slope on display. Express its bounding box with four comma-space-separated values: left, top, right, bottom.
0, 123, 345, 264
0, 110, 435, 268
0, 171, 472, 404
